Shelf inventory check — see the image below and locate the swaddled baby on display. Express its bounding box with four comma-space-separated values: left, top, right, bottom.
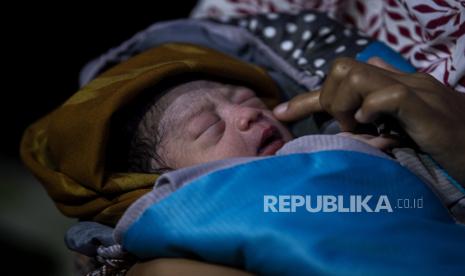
104, 77, 465, 276
110, 79, 395, 174
111, 78, 465, 276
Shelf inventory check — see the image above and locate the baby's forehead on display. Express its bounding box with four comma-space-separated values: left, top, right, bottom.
164, 80, 255, 111
156, 80, 257, 129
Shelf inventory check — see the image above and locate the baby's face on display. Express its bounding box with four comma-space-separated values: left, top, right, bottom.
157, 82, 293, 169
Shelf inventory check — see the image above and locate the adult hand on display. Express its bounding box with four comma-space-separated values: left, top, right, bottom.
127, 258, 253, 276
273, 57, 465, 185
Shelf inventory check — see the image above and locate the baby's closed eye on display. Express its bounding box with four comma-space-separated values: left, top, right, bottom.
230, 88, 267, 109
195, 114, 225, 140
240, 97, 267, 109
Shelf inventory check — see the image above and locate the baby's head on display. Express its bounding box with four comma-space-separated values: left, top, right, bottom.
110, 79, 293, 173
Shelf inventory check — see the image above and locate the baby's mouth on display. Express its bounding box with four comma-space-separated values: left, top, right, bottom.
257, 126, 285, 156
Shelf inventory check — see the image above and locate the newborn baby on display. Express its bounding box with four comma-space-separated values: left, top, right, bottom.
111, 81, 465, 276
111, 79, 394, 174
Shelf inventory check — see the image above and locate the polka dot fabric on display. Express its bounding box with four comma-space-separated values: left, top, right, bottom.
217, 11, 374, 80
192, 0, 465, 92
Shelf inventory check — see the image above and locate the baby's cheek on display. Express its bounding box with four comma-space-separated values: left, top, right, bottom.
166, 140, 197, 168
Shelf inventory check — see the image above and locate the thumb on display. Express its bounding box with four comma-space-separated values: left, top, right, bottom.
273, 90, 322, 122
367, 57, 403, 73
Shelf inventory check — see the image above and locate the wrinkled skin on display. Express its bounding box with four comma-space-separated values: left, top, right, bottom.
157, 81, 293, 169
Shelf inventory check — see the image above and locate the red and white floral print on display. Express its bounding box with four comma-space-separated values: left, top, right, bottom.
191, 0, 465, 92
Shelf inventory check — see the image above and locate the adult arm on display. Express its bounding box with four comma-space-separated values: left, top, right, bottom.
127, 258, 254, 276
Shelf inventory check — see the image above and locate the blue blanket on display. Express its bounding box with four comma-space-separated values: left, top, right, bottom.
121, 151, 465, 275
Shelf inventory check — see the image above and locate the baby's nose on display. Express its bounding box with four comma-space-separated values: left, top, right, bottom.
235, 107, 261, 131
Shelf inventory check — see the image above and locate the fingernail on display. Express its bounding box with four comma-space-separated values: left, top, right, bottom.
274, 102, 288, 114
337, 132, 352, 137
355, 109, 363, 121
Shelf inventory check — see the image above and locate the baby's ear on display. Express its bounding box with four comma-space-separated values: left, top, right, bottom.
367, 57, 402, 73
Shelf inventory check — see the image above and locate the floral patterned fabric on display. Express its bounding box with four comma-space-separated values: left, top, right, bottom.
191, 0, 465, 92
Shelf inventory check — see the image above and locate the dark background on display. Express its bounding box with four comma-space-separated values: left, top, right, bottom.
3, 2, 198, 159
1, 2, 197, 275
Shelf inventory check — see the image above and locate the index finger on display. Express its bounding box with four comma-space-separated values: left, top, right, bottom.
273, 89, 322, 122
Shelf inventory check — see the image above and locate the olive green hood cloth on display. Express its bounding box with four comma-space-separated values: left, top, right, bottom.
20, 43, 281, 226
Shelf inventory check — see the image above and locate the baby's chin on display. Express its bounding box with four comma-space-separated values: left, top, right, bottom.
337, 132, 399, 151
